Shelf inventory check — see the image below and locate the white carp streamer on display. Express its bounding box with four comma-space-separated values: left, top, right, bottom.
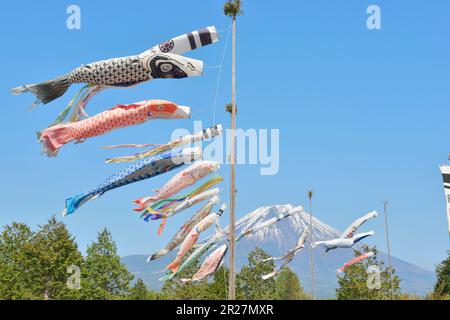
261, 228, 309, 280
11, 26, 218, 110
312, 211, 378, 253
159, 188, 220, 220
105, 124, 223, 163
163, 206, 305, 283
440, 165, 450, 243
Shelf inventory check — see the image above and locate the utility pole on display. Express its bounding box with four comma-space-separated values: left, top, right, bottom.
308, 190, 316, 300
223, 0, 242, 301
228, 11, 237, 301
384, 200, 395, 299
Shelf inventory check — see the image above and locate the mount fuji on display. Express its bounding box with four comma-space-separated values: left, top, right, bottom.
121, 204, 435, 298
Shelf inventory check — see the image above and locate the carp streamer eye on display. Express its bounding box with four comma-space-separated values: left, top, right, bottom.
156, 105, 165, 111
148, 56, 188, 79
160, 63, 173, 73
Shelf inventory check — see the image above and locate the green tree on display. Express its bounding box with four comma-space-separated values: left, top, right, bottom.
430, 251, 450, 299
31, 217, 83, 300
128, 279, 159, 300
275, 267, 309, 300
204, 265, 229, 300
80, 229, 133, 299
398, 293, 422, 300
129, 279, 149, 300
336, 246, 401, 300
223, 0, 243, 17
236, 247, 277, 299
0, 222, 37, 299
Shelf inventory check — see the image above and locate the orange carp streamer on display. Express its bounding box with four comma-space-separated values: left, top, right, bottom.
40, 100, 189, 157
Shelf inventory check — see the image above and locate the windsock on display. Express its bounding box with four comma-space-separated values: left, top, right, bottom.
147, 194, 220, 261
105, 124, 223, 163
165, 203, 227, 273
440, 165, 450, 243
133, 161, 220, 212
62, 147, 201, 216
337, 252, 374, 273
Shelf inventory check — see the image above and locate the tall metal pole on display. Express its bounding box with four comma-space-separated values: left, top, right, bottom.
384, 200, 395, 299
308, 190, 316, 300
228, 15, 237, 300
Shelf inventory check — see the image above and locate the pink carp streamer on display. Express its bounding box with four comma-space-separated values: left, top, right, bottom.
133, 161, 220, 212
140, 175, 223, 219
39, 100, 190, 157
147, 195, 220, 261
181, 244, 228, 283
337, 251, 374, 273
166, 204, 227, 273
142, 176, 222, 236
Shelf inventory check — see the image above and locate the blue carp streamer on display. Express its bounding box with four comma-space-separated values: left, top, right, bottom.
63, 147, 201, 216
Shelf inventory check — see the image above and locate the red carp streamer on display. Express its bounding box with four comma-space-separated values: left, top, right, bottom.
337, 251, 374, 273
39, 100, 190, 157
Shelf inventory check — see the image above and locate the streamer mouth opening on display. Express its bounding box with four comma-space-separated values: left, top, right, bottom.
210, 195, 220, 205
213, 124, 223, 136
185, 57, 203, 77
208, 26, 220, 44
175, 105, 191, 119
178, 147, 202, 164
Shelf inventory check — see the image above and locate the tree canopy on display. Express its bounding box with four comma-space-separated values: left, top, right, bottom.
223, 0, 243, 18
79, 228, 133, 299
429, 251, 450, 300
0, 217, 83, 300
336, 245, 401, 300
275, 267, 309, 300
236, 247, 277, 299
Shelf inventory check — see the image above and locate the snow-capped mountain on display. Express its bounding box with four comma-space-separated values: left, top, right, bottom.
122, 204, 435, 298
234, 204, 339, 244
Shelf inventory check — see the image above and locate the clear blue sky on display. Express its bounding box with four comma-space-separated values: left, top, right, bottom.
0, 0, 449, 271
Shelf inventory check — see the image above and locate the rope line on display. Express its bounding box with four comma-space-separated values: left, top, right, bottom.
212, 24, 231, 124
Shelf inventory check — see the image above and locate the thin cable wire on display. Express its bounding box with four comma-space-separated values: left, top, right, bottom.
209, 25, 232, 298
212, 25, 231, 124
